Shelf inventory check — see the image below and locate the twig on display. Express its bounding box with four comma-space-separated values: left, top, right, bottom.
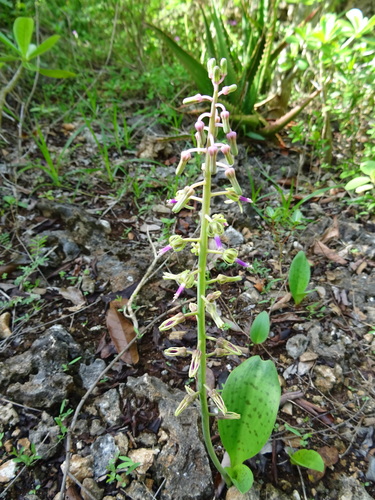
296, 464, 308, 500
151, 477, 166, 499
67, 472, 97, 500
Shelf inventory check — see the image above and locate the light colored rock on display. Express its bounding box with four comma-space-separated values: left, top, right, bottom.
286, 334, 309, 359
114, 432, 129, 456
128, 448, 158, 476
125, 480, 154, 500
91, 434, 118, 478
314, 364, 343, 393
0, 403, 19, 430
225, 484, 261, 499
81, 477, 104, 500
336, 475, 374, 499
61, 454, 93, 483
224, 226, 245, 246
29, 411, 60, 459
94, 388, 121, 427
0, 459, 17, 483
79, 359, 106, 390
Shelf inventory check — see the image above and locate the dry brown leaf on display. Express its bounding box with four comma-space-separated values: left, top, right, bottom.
59, 286, 86, 307
106, 300, 139, 364
270, 292, 292, 311
321, 216, 340, 244
313, 240, 347, 265
307, 446, 339, 483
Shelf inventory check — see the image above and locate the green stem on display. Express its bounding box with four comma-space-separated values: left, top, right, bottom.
197, 83, 231, 486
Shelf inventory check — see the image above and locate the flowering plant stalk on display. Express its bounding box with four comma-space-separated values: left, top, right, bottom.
159, 58, 280, 493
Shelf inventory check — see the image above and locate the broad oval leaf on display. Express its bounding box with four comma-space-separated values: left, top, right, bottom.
13, 17, 34, 58
27, 34, 60, 60
289, 251, 310, 305
226, 464, 254, 494
345, 176, 371, 191
289, 449, 325, 472
38, 68, 76, 78
250, 311, 270, 344
218, 356, 280, 465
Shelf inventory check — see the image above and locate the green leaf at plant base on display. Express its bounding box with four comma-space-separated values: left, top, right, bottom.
225, 464, 254, 494
38, 68, 76, 78
26, 34, 60, 60
289, 449, 325, 472
218, 356, 280, 466
289, 251, 310, 305
250, 311, 270, 344
13, 17, 34, 58
360, 160, 375, 182
0, 55, 19, 63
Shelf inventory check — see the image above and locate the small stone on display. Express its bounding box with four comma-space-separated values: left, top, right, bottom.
136, 432, 157, 448
62, 454, 93, 483
281, 402, 293, 415
114, 433, 129, 456
80, 359, 106, 390
226, 484, 261, 499
314, 364, 343, 393
0, 403, 19, 429
0, 312, 12, 339
81, 478, 104, 500
299, 351, 318, 362
90, 419, 105, 436
94, 388, 121, 427
91, 434, 118, 478
0, 459, 17, 483
286, 334, 309, 359
297, 361, 314, 376
128, 448, 158, 476
125, 480, 154, 500
224, 226, 244, 246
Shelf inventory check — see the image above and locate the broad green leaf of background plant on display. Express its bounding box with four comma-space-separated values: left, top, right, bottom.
288, 251, 310, 305
289, 449, 325, 472
146, 23, 211, 96
13, 17, 34, 58
27, 34, 60, 60
360, 160, 375, 182
345, 176, 373, 192
218, 356, 280, 465
38, 68, 76, 78
250, 311, 270, 344
0, 31, 19, 53
225, 464, 254, 493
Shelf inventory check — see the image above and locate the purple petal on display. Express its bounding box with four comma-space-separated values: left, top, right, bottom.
239, 195, 253, 203
159, 245, 172, 255
173, 284, 185, 301
167, 199, 178, 204
235, 258, 249, 267
214, 235, 223, 249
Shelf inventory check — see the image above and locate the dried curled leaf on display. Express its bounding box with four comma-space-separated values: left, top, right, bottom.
106, 299, 139, 364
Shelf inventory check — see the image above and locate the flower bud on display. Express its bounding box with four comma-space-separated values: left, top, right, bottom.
220, 58, 227, 76
159, 312, 186, 331
194, 120, 206, 147
222, 248, 239, 265
189, 302, 198, 312
172, 186, 195, 213
206, 301, 225, 328
183, 94, 203, 105
164, 346, 189, 357
207, 220, 224, 237
207, 58, 216, 77
189, 349, 201, 378
216, 274, 242, 284
206, 291, 221, 302
206, 146, 218, 174
222, 84, 237, 95
176, 151, 192, 176
216, 337, 243, 356
226, 131, 238, 155
221, 144, 234, 165
175, 386, 199, 416
208, 389, 227, 415
217, 411, 241, 420
225, 167, 242, 195
169, 235, 187, 252
220, 110, 231, 134
213, 65, 221, 84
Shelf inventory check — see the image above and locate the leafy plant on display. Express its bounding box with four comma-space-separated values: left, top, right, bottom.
157, 58, 280, 493
289, 251, 311, 305
250, 311, 270, 345
54, 399, 74, 440
288, 448, 325, 472
345, 160, 375, 194
106, 455, 141, 487
0, 16, 75, 127
11, 443, 41, 467
147, 2, 318, 135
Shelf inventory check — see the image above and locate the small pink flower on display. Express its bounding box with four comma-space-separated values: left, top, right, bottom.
235, 258, 249, 267
214, 235, 223, 249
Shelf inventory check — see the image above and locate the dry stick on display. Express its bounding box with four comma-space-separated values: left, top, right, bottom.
67, 472, 97, 500
49, 2, 118, 131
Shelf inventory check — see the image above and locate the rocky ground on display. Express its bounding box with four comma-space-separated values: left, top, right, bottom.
0, 120, 374, 500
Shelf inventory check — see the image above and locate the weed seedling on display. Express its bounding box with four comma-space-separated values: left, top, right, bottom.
11, 443, 41, 467
106, 455, 140, 487
54, 400, 74, 440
